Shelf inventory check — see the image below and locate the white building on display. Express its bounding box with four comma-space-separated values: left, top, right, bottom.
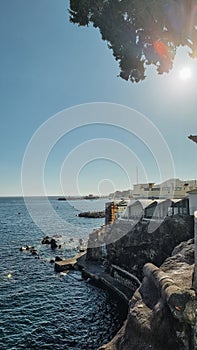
132, 178, 197, 199
122, 199, 157, 220
120, 197, 189, 221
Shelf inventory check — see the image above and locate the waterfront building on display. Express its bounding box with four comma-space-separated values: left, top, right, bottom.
106, 178, 197, 224
119, 197, 190, 221
132, 178, 197, 199
109, 178, 197, 200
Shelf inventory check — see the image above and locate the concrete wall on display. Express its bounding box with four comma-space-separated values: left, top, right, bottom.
189, 193, 197, 215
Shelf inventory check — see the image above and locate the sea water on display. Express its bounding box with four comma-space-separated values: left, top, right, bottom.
0, 197, 126, 350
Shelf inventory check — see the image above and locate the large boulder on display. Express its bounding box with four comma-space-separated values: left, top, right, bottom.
41, 236, 52, 244
51, 238, 58, 250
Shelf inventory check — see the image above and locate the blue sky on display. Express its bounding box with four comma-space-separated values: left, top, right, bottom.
0, 0, 197, 196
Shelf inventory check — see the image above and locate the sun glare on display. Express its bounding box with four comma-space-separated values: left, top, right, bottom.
179, 67, 192, 81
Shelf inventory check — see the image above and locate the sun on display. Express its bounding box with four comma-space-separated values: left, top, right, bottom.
179, 67, 192, 81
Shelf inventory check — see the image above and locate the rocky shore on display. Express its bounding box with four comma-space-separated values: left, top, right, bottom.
99, 238, 195, 350
85, 215, 195, 350
19, 213, 196, 349
88, 216, 194, 279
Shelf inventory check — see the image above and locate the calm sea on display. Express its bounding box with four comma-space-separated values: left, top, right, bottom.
0, 197, 126, 350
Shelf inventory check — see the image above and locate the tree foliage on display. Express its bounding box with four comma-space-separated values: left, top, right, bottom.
69, 0, 197, 82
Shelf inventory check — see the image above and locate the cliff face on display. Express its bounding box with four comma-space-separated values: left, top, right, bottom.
106, 216, 194, 279
86, 216, 195, 350
99, 238, 195, 350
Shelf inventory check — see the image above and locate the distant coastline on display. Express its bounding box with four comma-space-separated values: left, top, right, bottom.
0, 195, 109, 199
57, 195, 108, 201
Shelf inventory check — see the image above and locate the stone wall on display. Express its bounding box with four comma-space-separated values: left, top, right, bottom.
106, 216, 194, 279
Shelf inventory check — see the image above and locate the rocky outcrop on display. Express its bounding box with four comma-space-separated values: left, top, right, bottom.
78, 211, 105, 218
86, 226, 110, 261
41, 236, 61, 250
55, 252, 86, 273
106, 216, 194, 279
99, 239, 195, 350
54, 257, 77, 272
42, 236, 54, 245
19, 245, 39, 257
86, 216, 195, 349
51, 238, 58, 249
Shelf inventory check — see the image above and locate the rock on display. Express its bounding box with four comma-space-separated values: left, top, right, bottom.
86, 226, 108, 261
51, 238, 58, 250
41, 236, 51, 244
30, 249, 38, 255
55, 257, 77, 272
78, 246, 86, 252
19, 246, 26, 252
100, 238, 195, 350
19, 245, 34, 252
55, 256, 63, 262
105, 216, 194, 279
42, 236, 62, 249
26, 245, 34, 251
79, 238, 83, 245
77, 238, 87, 252
19, 245, 39, 257
143, 262, 195, 325
78, 211, 105, 218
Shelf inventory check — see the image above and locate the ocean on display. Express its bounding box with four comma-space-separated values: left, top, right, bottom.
0, 197, 126, 350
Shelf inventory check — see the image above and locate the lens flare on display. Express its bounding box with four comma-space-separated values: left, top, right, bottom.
179, 67, 192, 80
154, 40, 169, 59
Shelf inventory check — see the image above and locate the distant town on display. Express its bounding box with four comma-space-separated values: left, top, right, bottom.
58, 178, 197, 202
103, 178, 197, 225
109, 178, 197, 200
